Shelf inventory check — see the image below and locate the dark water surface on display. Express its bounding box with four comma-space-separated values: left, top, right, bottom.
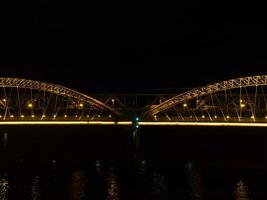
0, 125, 267, 199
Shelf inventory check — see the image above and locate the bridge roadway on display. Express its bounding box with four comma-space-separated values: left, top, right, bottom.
1, 75, 267, 128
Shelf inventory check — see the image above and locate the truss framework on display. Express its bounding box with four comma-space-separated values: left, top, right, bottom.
0, 78, 118, 116
144, 75, 267, 116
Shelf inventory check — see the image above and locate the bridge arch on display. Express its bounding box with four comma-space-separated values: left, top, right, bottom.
0, 78, 119, 120
144, 75, 267, 121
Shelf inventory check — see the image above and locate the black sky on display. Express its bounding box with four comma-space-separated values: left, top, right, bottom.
0, 1, 267, 92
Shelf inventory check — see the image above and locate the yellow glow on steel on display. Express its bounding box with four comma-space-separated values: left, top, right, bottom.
0, 121, 116, 125
0, 120, 267, 127
116, 121, 132, 125
139, 121, 267, 127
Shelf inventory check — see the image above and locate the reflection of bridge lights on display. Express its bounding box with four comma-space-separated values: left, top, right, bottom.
183, 103, 188, 107
28, 103, 33, 108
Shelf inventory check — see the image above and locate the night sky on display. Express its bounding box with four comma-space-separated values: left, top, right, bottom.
0, 1, 266, 93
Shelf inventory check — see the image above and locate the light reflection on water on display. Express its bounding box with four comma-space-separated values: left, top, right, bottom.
70, 171, 86, 200
106, 165, 120, 200
0, 177, 8, 200
151, 172, 168, 199
0, 160, 263, 199
31, 176, 40, 200
234, 180, 250, 200
185, 162, 203, 200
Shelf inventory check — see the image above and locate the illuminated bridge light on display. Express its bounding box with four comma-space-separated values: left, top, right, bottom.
31, 115, 35, 118
64, 114, 67, 118
108, 114, 112, 118
53, 114, 57, 118
201, 115, 205, 119
190, 115, 192, 118
214, 115, 217, 119
10, 115, 14, 118
98, 115, 101, 118
79, 103, 84, 108
183, 103, 188, 108
42, 115, 46, 118
265, 116, 267, 119
240, 103, 245, 108
0, 115, 2, 118
75, 115, 78, 118
2, 99, 6, 102
28, 103, 33, 108
251, 115, 255, 119
21, 115, 25, 118
86, 115, 89, 118
226, 115, 230, 119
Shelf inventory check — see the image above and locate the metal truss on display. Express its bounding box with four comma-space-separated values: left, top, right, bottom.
144, 75, 267, 117
0, 78, 118, 116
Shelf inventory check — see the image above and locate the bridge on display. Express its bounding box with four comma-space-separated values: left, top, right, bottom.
1, 75, 267, 127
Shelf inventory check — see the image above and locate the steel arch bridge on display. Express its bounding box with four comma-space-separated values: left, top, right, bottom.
2, 75, 267, 127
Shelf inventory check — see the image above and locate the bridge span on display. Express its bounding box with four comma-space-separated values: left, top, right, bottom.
1, 75, 267, 127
